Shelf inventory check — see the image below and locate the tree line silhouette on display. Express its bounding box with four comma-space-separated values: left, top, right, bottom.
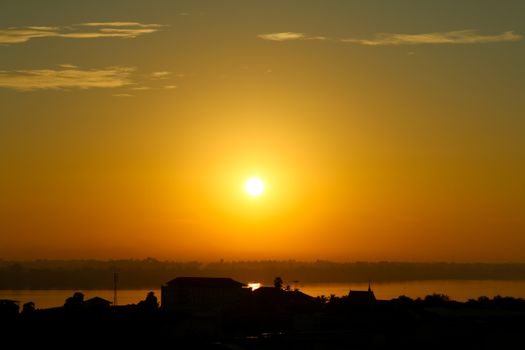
2, 286, 525, 348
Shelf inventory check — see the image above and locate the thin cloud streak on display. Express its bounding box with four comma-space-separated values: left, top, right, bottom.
27, 26, 60, 31
343, 30, 522, 46
131, 86, 152, 91
59, 64, 78, 69
80, 22, 164, 28
258, 32, 307, 41
0, 28, 59, 44
258, 30, 522, 45
0, 66, 134, 91
0, 22, 163, 44
151, 71, 172, 79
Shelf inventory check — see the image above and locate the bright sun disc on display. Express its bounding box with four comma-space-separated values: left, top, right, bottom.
245, 177, 265, 197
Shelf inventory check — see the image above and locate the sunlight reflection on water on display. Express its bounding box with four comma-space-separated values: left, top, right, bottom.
2, 280, 525, 309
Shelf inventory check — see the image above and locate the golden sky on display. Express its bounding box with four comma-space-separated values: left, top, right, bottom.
1, 0, 524, 261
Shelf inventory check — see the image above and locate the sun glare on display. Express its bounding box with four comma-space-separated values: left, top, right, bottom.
247, 282, 261, 290
245, 177, 265, 197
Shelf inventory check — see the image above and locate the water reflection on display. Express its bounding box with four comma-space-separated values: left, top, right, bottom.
2, 280, 525, 309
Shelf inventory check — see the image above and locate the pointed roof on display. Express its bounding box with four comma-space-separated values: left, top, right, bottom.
164, 277, 246, 288
348, 289, 376, 303
84, 296, 112, 306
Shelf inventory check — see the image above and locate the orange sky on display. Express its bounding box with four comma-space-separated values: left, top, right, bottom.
0, 0, 524, 261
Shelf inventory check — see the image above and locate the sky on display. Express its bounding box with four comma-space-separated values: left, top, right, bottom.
1, 0, 524, 262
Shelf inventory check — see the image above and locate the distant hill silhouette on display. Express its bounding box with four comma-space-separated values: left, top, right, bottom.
1, 259, 525, 289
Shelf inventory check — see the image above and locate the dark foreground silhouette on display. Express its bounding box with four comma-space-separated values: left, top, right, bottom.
1, 284, 525, 349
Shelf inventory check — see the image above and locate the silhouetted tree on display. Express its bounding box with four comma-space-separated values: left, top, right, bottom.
273, 277, 283, 289
329, 294, 337, 304
64, 292, 84, 308
478, 296, 490, 303
22, 301, 35, 315
393, 295, 414, 304
424, 293, 449, 307
316, 295, 328, 305
138, 291, 159, 310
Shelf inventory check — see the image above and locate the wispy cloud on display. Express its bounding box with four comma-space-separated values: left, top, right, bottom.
258, 32, 307, 42
0, 28, 58, 44
80, 22, 163, 28
151, 71, 171, 79
0, 66, 134, 91
258, 30, 521, 45
27, 26, 60, 31
131, 86, 152, 91
343, 30, 522, 46
59, 63, 78, 69
0, 22, 164, 44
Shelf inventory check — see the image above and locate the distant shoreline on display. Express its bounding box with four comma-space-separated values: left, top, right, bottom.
2, 260, 525, 290
3, 278, 525, 291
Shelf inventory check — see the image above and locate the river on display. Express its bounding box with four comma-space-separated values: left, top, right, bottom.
2, 280, 525, 309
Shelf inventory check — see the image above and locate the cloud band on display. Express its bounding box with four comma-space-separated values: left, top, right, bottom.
0, 66, 134, 91
0, 22, 164, 44
258, 30, 522, 45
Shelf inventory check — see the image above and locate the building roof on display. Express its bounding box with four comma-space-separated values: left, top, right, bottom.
348, 290, 376, 302
254, 287, 314, 300
164, 277, 246, 288
84, 296, 112, 306
348, 290, 374, 297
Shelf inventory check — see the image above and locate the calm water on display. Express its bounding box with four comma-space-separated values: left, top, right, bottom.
299, 280, 525, 301
2, 280, 525, 309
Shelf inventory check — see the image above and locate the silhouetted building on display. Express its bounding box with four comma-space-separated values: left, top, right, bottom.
348, 281, 376, 304
0, 299, 19, 320
254, 287, 313, 302
161, 277, 249, 312
84, 297, 112, 309
252, 287, 316, 313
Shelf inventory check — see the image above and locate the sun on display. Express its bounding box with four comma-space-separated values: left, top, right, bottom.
245, 177, 265, 197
